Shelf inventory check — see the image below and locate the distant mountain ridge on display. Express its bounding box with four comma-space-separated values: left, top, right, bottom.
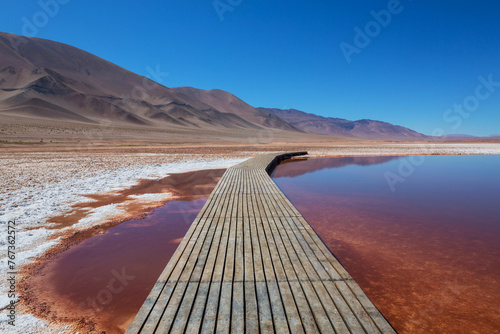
171, 87, 297, 131
0, 31, 426, 141
0, 32, 292, 132
259, 108, 426, 139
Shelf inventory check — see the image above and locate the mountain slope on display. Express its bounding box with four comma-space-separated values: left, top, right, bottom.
0, 32, 296, 132
0, 32, 427, 142
172, 87, 296, 131
260, 108, 426, 139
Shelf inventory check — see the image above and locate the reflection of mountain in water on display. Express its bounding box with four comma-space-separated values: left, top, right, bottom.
162, 169, 225, 201
272, 156, 402, 178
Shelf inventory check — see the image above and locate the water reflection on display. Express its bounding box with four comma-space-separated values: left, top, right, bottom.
273, 155, 500, 334
25, 169, 225, 333
272, 156, 401, 178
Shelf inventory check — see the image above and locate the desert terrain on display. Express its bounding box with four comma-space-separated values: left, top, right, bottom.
2, 126, 500, 333
1, 31, 500, 333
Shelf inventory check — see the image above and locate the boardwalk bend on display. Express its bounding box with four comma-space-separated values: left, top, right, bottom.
127, 152, 396, 334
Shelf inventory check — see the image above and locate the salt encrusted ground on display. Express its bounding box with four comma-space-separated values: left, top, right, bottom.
1, 142, 500, 333
0, 152, 249, 333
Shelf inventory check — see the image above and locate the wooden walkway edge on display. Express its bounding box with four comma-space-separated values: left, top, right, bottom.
126, 152, 396, 334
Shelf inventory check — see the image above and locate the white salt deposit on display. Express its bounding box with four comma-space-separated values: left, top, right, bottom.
0, 157, 247, 331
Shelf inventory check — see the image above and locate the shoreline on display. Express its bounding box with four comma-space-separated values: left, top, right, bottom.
0, 154, 248, 333
1, 142, 500, 333
17, 168, 227, 333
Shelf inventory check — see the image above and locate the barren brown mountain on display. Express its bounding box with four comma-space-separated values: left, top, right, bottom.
260, 108, 427, 140
0, 31, 426, 145
0, 32, 287, 130
172, 87, 296, 131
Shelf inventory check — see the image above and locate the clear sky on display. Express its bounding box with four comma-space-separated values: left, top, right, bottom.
2, 0, 499, 136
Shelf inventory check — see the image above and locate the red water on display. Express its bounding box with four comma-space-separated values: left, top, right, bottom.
25, 169, 224, 333
273, 156, 500, 334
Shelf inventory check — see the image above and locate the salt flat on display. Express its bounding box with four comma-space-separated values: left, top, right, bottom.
1, 142, 500, 333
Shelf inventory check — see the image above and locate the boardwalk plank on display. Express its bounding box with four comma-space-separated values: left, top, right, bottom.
126, 152, 395, 334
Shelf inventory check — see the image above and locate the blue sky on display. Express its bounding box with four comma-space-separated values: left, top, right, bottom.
2, 0, 499, 136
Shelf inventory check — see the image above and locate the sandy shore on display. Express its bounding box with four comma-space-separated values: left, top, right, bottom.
1, 142, 500, 333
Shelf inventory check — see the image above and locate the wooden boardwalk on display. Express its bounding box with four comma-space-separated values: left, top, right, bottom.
126, 152, 396, 334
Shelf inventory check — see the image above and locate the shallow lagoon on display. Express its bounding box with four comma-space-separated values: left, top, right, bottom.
29, 169, 224, 333
272, 155, 500, 333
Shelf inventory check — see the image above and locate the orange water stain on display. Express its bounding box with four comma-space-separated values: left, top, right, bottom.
20, 168, 225, 333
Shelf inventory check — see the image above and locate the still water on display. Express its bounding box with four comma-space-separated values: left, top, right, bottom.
28, 169, 224, 333
272, 155, 500, 334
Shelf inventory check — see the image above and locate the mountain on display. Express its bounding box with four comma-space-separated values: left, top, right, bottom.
0, 32, 293, 133
259, 108, 426, 140
0, 31, 426, 144
172, 87, 296, 131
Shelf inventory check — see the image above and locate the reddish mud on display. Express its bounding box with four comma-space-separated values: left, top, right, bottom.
19, 169, 224, 333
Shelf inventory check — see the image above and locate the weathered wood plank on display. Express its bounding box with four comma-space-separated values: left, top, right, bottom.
126, 152, 396, 334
